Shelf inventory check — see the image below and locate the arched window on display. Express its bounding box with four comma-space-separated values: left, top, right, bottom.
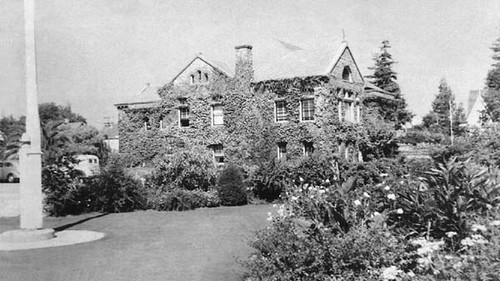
190, 75, 195, 84
197, 70, 202, 81
204, 73, 209, 82
342, 66, 352, 82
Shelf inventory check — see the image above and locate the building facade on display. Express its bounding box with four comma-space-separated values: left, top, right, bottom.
115, 40, 392, 167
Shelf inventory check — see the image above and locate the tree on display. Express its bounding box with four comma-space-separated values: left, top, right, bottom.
38, 102, 86, 125
422, 78, 466, 137
364, 40, 413, 129
482, 35, 500, 122
0, 116, 25, 160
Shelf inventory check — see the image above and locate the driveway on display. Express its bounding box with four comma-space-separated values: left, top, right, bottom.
0, 204, 272, 281
0, 183, 19, 217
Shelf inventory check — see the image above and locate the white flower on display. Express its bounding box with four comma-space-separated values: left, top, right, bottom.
373, 211, 380, 216
290, 196, 298, 201
299, 177, 304, 182
384, 185, 391, 191
363, 192, 370, 198
325, 179, 330, 184
399, 180, 404, 184
266, 212, 273, 222
407, 271, 415, 277
318, 189, 325, 194
490, 220, 500, 226
486, 204, 492, 210
471, 224, 487, 232
446, 231, 457, 238
380, 173, 389, 178
354, 200, 361, 206
381, 266, 402, 281
396, 208, 403, 214
387, 193, 396, 200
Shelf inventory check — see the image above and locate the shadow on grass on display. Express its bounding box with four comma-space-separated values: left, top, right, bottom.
54, 213, 108, 232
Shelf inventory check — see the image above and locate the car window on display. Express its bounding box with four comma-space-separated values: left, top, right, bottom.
5, 163, 11, 167
0, 163, 3, 168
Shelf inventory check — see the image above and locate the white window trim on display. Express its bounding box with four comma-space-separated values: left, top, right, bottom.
211, 104, 224, 126
178, 107, 189, 128
300, 97, 315, 122
303, 142, 314, 157
277, 143, 287, 161
274, 100, 288, 123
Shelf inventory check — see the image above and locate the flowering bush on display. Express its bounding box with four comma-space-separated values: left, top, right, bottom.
245, 156, 500, 280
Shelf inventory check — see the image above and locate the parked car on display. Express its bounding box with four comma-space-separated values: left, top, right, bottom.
73, 154, 100, 177
0, 160, 20, 183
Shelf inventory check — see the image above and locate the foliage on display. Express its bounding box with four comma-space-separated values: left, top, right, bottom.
482, 35, 500, 122
83, 157, 145, 213
38, 102, 86, 124
422, 78, 467, 137
217, 164, 247, 206
42, 157, 88, 216
0, 116, 24, 160
364, 40, 413, 129
43, 155, 145, 216
147, 147, 217, 191
144, 188, 220, 211
398, 128, 446, 145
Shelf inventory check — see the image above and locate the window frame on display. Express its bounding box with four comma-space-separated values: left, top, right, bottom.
300, 97, 315, 122
303, 141, 314, 157
277, 142, 287, 161
212, 144, 224, 166
178, 106, 190, 128
211, 104, 224, 126
274, 100, 288, 123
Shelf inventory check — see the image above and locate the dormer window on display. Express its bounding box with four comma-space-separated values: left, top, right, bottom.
342, 66, 352, 82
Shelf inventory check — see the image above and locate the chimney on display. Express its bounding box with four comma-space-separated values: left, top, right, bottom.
234, 45, 253, 84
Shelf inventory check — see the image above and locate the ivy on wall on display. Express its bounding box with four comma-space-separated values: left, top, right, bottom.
118, 63, 395, 168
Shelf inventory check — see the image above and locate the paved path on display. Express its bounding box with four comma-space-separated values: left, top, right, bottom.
0, 183, 19, 217
0, 204, 272, 281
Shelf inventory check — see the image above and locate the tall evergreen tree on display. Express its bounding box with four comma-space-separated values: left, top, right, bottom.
482, 35, 500, 122
422, 78, 465, 136
365, 40, 413, 129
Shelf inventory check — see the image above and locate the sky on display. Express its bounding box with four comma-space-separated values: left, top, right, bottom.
1, 0, 499, 127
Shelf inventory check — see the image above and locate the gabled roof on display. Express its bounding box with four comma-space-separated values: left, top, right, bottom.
253, 40, 363, 82
114, 83, 162, 107
467, 90, 482, 116
170, 54, 234, 84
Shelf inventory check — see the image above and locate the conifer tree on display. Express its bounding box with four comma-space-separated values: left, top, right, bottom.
422, 78, 466, 136
365, 40, 412, 129
482, 35, 500, 122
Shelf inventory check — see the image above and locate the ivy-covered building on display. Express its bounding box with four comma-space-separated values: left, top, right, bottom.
115, 40, 392, 167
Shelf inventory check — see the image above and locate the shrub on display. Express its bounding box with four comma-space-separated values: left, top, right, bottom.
148, 147, 217, 191
217, 164, 247, 206
83, 157, 145, 213
145, 188, 220, 211
42, 157, 88, 216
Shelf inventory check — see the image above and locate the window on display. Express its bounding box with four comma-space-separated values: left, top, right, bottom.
275, 101, 288, 122
277, 142, 287, 161
143, 117, 151, 130
213, 144, 224, 165
179, 107, 190, 127
197, 70, 202, 81
212, 105, 224, 126
342, 66, 352, 82
301, 98, 315, 121
204, 73, 209, 82
303, 142, 314, 157
190, 75, 195, 84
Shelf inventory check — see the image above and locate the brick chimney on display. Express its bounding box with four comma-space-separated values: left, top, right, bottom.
234, 45, 253, 84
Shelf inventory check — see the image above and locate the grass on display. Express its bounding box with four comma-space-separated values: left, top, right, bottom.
0, 204, 272, 281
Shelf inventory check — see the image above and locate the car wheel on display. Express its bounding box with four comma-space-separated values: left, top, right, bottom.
7, 174, 15, 183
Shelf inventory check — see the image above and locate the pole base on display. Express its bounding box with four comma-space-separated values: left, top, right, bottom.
0, 229, 55, 243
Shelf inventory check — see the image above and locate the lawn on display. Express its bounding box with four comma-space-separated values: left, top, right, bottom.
0, 204, 272, 281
